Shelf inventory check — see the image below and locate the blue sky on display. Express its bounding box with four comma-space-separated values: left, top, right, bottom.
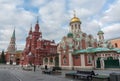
0, 0, 120, 51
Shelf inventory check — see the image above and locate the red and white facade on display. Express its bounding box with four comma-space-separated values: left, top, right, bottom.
6, 29, 17, 65
57, 14, 120, 70
21, 19, 58, 67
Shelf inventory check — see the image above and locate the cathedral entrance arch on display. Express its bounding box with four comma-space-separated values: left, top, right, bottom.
104, 57, 119, 68
96, 57, 101, 68
55, 56, 59, 66
16, 58, 20, 65
10, 60, 13, 65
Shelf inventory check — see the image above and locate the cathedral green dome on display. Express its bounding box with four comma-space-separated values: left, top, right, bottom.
97, 30, 104, 35
67, 32, 73, 38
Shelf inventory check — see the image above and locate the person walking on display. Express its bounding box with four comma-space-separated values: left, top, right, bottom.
45, 65, 48, 70
33, 65, 36, 72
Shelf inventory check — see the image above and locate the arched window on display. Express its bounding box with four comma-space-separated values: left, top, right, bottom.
63, 56, 67, 64
115, 43, 118, 47
71, 25, 73, 30
75, 24, 77, 28
50, 57, 53, 63
87, 55, 92, 64
44, 58, 48, 63
78, 24, 80, 29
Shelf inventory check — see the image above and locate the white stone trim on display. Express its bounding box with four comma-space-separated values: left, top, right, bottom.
81, 54, 85, 67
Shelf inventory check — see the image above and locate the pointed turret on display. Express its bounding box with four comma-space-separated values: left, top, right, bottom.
35, 16, 40, 32
12, 28, 15, 39
97, 29, 104, 41
7, 28, 16, 53
97, 27, 105, 47
29, 24, 32, 35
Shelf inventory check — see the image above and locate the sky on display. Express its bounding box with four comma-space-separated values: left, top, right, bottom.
0, 0, 120, 51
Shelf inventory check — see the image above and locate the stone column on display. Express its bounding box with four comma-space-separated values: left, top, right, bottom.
100, 58, 104, 69
48, 58, 50, 68
58, 53, 61, 67
69, 51, 73, 70
81, 54, 85, 68
94, 57, 97, 69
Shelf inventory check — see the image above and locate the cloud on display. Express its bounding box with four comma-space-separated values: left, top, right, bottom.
100, 0, 120, 24
0, 0, 35, 50
103, 23, 120, 40
0, 0, 120, 51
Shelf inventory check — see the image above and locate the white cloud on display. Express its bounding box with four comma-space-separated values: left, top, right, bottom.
103, 23, 120, 40
0, 0, 35, 50
0, 0, 120, 51
100, 0, 120, 24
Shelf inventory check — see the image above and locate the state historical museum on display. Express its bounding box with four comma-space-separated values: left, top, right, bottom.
21, 19, 57, 66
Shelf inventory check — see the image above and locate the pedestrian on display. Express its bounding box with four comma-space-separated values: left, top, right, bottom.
33, 65, 36, 72
45, 65, 48, 70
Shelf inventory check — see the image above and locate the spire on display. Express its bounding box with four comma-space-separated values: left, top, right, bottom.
73, 10, 76, 17
12, 28, 15, 39
37, 16, 39, 24
7, 28, 16, 53
97, 25, 104, 35
30, 24, 32, 31
35, 16, 40, 32
29, 24, 32, 35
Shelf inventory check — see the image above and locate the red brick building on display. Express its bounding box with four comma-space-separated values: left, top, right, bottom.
107, 38, 120, 48
21, 19, 58, 67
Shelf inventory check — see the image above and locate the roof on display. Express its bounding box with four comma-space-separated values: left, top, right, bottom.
97, 30, 104, 35
73, 47, 114, 55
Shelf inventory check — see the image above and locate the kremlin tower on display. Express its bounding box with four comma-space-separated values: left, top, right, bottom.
6, 28, 17, 65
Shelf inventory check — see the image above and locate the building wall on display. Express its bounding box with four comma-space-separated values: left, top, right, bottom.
22, 21, 57, 67
109, 38, 120, 48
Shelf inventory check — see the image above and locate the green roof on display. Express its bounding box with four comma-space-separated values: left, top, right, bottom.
97, 30, 104, 35
67, 32, 73, 38
73, 47, 111, 55
117, 50, 120, 53
12, 29, 15, 39
110, 48, 120, 51
93, 47, 110, 52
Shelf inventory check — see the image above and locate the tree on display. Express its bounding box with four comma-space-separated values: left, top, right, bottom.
0, 50, 6, 64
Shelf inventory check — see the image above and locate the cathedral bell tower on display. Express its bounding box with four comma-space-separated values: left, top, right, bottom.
69, 11, 81, 34
97, 29, 104, 47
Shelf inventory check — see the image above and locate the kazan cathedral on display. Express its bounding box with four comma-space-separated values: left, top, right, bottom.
57, 13, 120, 69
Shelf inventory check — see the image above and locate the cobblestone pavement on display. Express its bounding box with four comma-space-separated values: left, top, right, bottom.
0, 65, 120, 81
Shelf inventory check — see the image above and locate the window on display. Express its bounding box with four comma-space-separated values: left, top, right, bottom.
87, 55, 92, 64
75, 24, 77, 28
115, 43, 118, 47
50, 58, 53, 63
78, 25, 80, 29
71, 25, 73, 30
63, 56, 67, 64
88, 41, 92, 47
75, 55, 79, 59
44, 58, 48, 63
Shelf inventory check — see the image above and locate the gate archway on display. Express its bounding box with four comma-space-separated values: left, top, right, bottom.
55, 56, 59, 66
96, 57, 101, 68
104, 57, 120, 68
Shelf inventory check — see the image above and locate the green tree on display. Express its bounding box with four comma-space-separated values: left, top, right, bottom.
1, 50, 6, 64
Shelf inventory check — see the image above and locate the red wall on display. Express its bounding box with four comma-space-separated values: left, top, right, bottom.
73, 55, 81, 66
